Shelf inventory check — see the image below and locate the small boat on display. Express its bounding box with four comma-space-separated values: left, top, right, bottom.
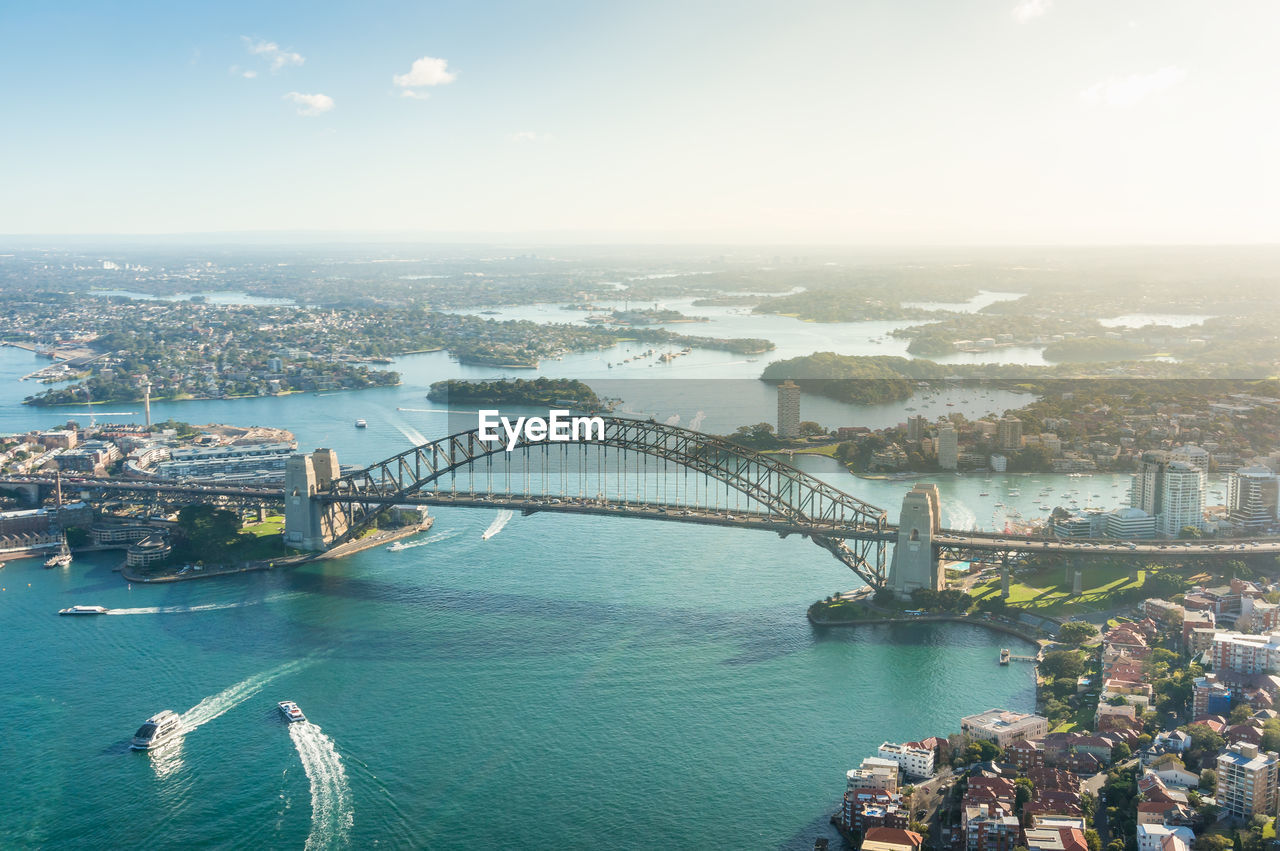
999, 648, 1011, 665
979, 492, 990, 497
44, 539, 72, 569
387, 541, 408, 552
131, 710, 184, 751
354, 419, 367, 428
59, 605, 109, 616
278, 701, 306, 723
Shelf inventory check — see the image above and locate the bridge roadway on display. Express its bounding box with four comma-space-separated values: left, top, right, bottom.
9, 476, 1280, 559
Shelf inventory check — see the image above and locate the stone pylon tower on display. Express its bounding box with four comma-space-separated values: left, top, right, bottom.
887, 483, 944, 596
284, 448, 348, 550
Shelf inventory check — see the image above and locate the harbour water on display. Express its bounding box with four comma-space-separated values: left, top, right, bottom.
0, 337, 1061, 850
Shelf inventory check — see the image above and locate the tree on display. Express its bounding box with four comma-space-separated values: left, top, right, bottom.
1193, 835, 1233, 851
798, 421, 826, 436
1180, 525, 1204, 539
1261, 718, 1280, 752
1058, 621, 1100, 645
1230, 704, 1255, 725
1015, 777, 1034, 813
1085, 830, 1102, 851
1041, 650, 1086, 680
1112, 742, 1132, 763
1187, 724, 1226, 757
1200, 769, 1218, 791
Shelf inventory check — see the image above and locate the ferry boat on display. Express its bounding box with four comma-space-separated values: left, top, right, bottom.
999, 648, 1011, 665
278, 701, 306, 723
44, 539, 72, 569
130, 710, 184, 751
58, 604, 109, 616
354, 418, 367, 428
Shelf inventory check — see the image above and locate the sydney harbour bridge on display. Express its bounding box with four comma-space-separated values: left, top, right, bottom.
6, 417, 1280, 592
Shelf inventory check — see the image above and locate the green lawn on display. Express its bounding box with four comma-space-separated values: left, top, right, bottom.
242, 515, 285, 537
969, 562, 1153, 616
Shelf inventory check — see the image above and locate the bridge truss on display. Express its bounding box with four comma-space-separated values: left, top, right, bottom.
323, 417, 892, 586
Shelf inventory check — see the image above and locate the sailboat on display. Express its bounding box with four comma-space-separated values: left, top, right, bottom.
44, 537, 72, 569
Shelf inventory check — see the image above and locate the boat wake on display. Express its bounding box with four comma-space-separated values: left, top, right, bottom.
388, 530, 461, 551
289, 721, 354, 851
481, 510, 514, 541
181, 659, 311, 732
392, 422, 428, 447
108, 592, 300, 616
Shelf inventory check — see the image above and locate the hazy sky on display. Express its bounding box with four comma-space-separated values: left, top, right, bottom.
1, 1, 1277, 243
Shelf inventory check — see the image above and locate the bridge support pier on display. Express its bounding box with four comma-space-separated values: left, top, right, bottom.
284, 448, 348, 550
887, 484, 944, 596
1001, 555, 1010, 599
1072, 569, 1083, 596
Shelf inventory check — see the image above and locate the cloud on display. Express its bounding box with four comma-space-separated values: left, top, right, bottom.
393, 56, 457, 96
284, 92, 334, 116
230, 65, 258, 79
242, 36, 305, 72
242, 69, 258, 79
1012, 0, 1051, 23
1080, 66, 1187, 108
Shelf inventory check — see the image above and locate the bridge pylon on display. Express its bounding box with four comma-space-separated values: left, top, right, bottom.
284, 449, 349, 550
887, 483, 945, 596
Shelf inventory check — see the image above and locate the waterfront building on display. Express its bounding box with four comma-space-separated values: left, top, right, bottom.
996, 417, 1023, 452
125, 534, 171, 568
861, 827, 923, 851
989, 454, 1007, 472
153, 441, 298, 481
1216, 742, 1280, 819
1228, 466, 1279, 533
776, 381, 800, 439
1211, 632, 1280, 675
1158, 461, 1206, 537
846, 756, 900, 793
1131, 452, 1206, 537
906, 415, 927, 443
936, 424, 958, 470
960, 709, 1049, 748
877, 741, 935, 779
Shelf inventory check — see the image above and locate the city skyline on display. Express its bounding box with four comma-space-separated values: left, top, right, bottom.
2, 1, 1277, 243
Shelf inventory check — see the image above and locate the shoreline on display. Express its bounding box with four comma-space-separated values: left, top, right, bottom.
119, 520, 434, 583
808, 609, 1047, 645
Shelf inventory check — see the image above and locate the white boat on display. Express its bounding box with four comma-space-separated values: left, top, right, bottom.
278, 701, 306, 723
386, 541, 409, 552
354, 418, 367, 428
131, 710, 184, 751
58, 605, 109, 615
44, 538, 72, 569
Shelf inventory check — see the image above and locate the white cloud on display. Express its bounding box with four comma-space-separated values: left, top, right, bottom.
1080, 66, 1187, 108
1012, 0, 1051, 23
284, 92, 334, 116
242, 69, 258, 79
393, 56, 457, 96
242, 36, 305, 72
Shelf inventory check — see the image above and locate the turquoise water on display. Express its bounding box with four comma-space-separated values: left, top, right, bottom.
0, 343, 1048, 850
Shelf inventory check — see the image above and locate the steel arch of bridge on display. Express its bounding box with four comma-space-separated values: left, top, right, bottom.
323, 417, 891, 585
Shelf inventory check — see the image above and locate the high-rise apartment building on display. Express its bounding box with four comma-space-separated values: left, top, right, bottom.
1130, 451, 1205, 537
996, 417, 1023, 452
1229, 466, 1279, 532
936, 424, 958, 470
776, 381, 800, 439
1216, 742, 1280, 819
